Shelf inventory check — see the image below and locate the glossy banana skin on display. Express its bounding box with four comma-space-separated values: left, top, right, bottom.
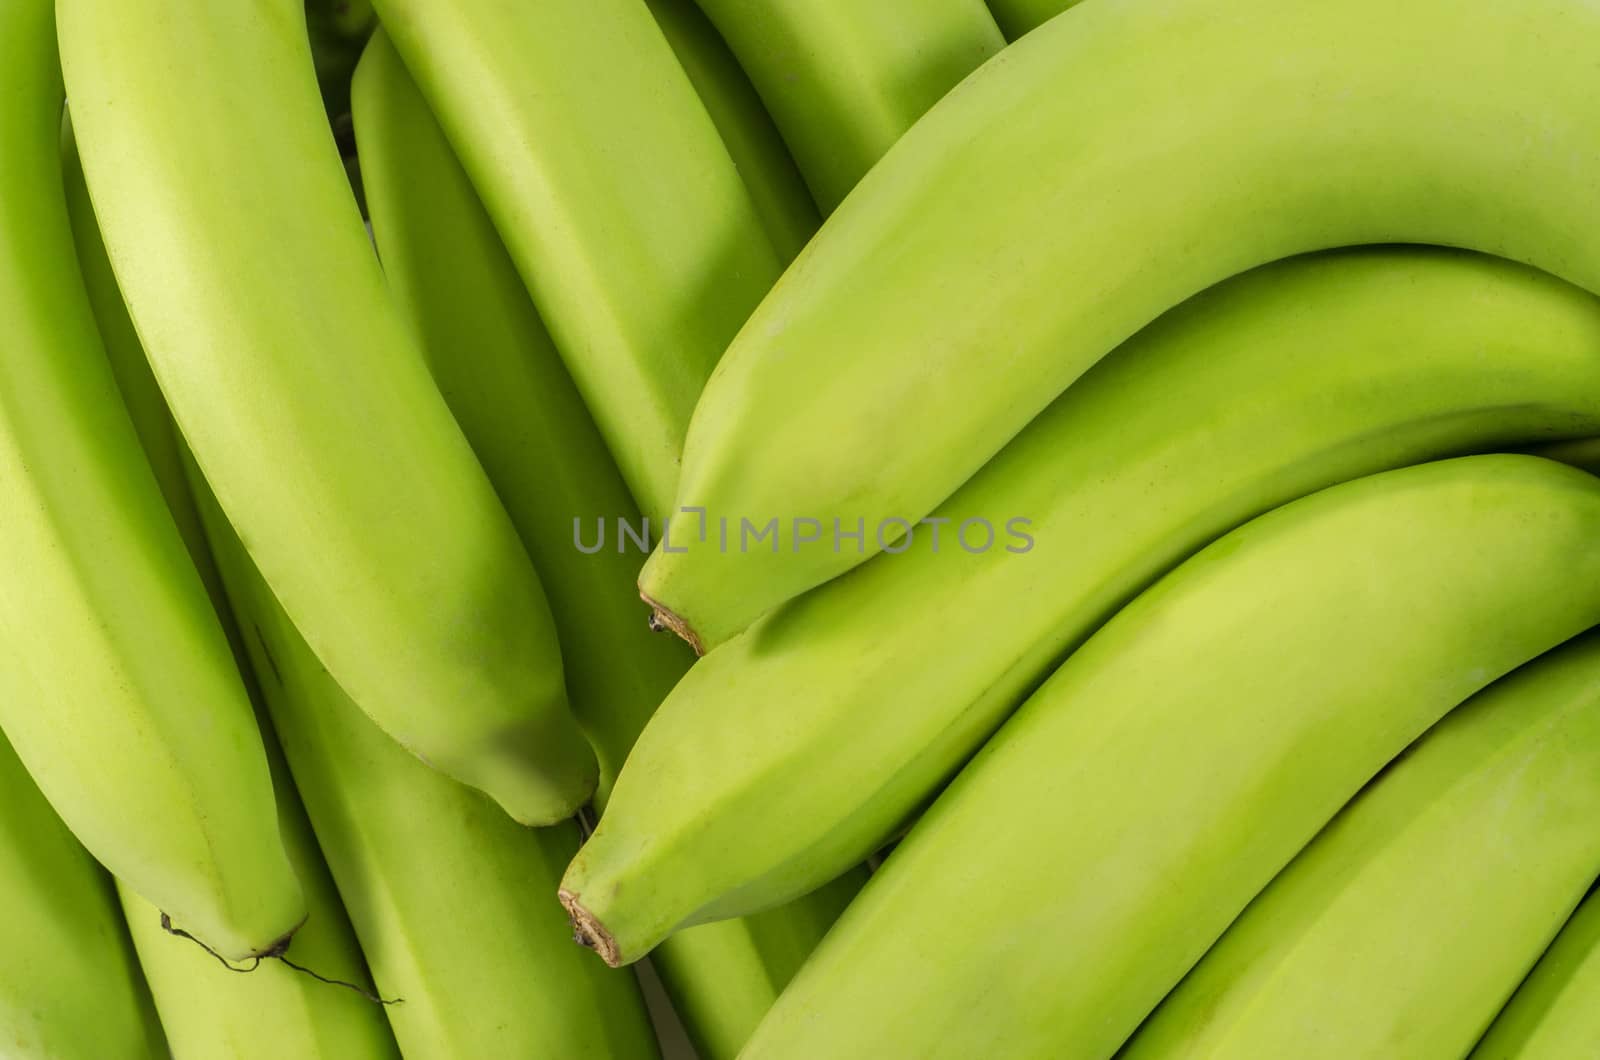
59, 0, 594, 824
1123, 630, 1600, 1059
694, 0, 1003, 213
645, 0, 818, 262
371, 0, 782, 521
737, 456, 1600, 1059
566, 249, 1600, 962
352, 39, 860, 1057
188, 466, 662, 1060
0, 729, 165, 1059
1475, 886, 1600, 1058
2, 0, 303, 961
645, 0, 1600, 649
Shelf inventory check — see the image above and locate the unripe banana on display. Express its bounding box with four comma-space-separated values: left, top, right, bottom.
119, 734, 400, 1060
2, 0, 303, 961
185, 463, 660, 1059
58, 0, 595, 824
565, 248, 1600, 962
0, 728, 165, 1059
985, 0, 1083, 40
692, 0, 1003, 213
736, 455, 1600, 1059
645, 0, 818, 263
644, 0, 1600, 651
352, 37, 861, 1056
1475, 887, 1600, 1058
1122, 630, 1600, 1060
370, 0, 783, 521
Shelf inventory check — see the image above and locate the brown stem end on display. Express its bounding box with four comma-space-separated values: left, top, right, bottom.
640, 591, 706, 656
558, 888, 623, 967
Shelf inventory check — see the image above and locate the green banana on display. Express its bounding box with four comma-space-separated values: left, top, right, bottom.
1475, 887, 1600, 1058
120, 733, 400, 1060
1122, 630, 1600, 1059
2, 0, 303, 961
645, 0, 818, 262
985, 0, 1084, 40
59, 0, 595, 824
734, 455, 1600, 1059
0, 728, 165, 1058
370, 0, 783, 521
693, 0, 1004, 213
564, 248, 1600, 961
643, 0, 1600, 651
185, 460, 660, 1059
351, 37, 861, 1057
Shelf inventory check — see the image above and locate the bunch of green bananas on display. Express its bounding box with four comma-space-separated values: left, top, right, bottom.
9, 0, 1600, 1056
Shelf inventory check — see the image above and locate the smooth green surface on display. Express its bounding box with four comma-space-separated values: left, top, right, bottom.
373, 0, 782, 520
646, 0, 1600, 647
1125, 631, 1600, 1059
572, 249, 1600, 959
740, 457, 1600, 1058
985, 0, 1085, 40
0, 730, 164, 1059
1475, 888, 1600, 1058
1, 0, 301, 959
695, 0, 1003, 212
354, 41, 859, 1056
647, 0, 817, 262
60, 0, 593, 824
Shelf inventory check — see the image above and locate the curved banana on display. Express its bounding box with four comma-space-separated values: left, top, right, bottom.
565, 248, 1600, 961
1122, 630, 1600, 1059
644, 0, 1600, 650
693, 0, 1003, 213
0, 728, 165, 1058
984, 0, 1084, 40
1475, 887, 1600, 1058
370, 0, 783, 521
185, 461, 660, 1059
121, 709, 398, 1060
352, 37, 860, 1056
58, 0, 595, 824
646, 0, 818, 262
1, 0, 302, 961
729, 455, 1600, 1059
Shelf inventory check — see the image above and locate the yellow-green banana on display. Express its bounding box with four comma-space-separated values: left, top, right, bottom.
352, 37, 861, 1056
185, 461, 660, 1059
985, 0, 1083, 40
370, 0, 783, 521
1122, 630, 1600, 1059
2, 0, 303, 961
120, 731, 400, 1060
1475, 887, 1600, 1058
645, 0, 818, 262
58, 0, 595, 825
565, 249, 1600, 962
0, 728, 165, 1059
735, 455, 1600, 1059
693, 0, 1003, 213
643, 0, 1600, 651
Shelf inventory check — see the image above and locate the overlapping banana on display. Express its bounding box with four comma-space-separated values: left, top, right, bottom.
693, 0, 1003, 212
351, 37, 861, 1056
1476, 886, 1600, 1058
59, 0, 595, 824
645, 0, 818, 262
1122, 630, 1600, 1059
984, 0, 1082, 40
563, 248, 1600, 960
186, 463, 662, 1060
0, 728, 165, 1059
370, 0, 782, 520
733, 456, 1600, 1059
642, 0, 1600, 651
1, 0, 302, 961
